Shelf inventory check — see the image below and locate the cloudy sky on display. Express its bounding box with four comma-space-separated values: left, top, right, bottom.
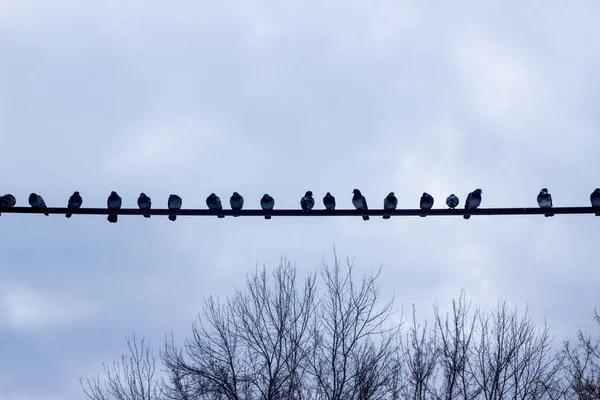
1, 1, 600, 399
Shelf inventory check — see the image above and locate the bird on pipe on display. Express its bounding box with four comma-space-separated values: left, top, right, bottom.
0, 194, 16, 216
383, 192, 397, 219
591, 188, 600, 216
260, 194, 275, 219
301, 191, 315, 212
419, 192, 434, 217
323, 192, 336, 212
464, 189, 482, 220
168, 194, 182, 221
29, 193, 49, 216
66, 191, 83, 218
352, 189, 369, 221
137, 193, 152, 218
207, 193, 225, 218
446, 194, 459, 209
229, 192, 244, 217
537, 188, 553, 217
107, 191, 122, 223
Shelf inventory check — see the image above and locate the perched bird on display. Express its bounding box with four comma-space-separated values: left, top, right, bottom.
537, 188, 554, 217
0, 194, 16, 216
137, 193, 152, 218
383, 192, 397, 219
168, 194, 182, 221
66, 191, 83, 218
419, 192, 434, 217
446, 194, 459, 209
229, 192, 244, 217
591, 188, 600, 216
207, 193, 225, 218
323, 192, 336, 212
352, 189, 369, 221
260, 194, 275, 219
301, 191, 315, 212
464, 189, 482, 220
29, 193, 49, 216
107, 191, 122, 223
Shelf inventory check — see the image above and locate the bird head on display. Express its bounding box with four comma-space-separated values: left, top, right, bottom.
262, 194, 271, 200
540, 188, 548, 193
474, 189, 482, 194
305, 191, 313, 196
388, 192, 395, 197
232, 192, 239, 197
110, 191, 117, 196
74, 191, 80, 195
353, 189, 361, 195
325, 192, 331, 196
140, 193, 146, 197
595, 188, 600, 194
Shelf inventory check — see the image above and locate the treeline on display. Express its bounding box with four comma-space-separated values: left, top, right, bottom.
81, 253, 600, 400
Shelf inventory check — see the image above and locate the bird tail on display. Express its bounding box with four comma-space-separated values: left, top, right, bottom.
382, 215, 390, 219
44, 212, 49, 216
218, 215, 225, 218
362, 215, 369, 221
596, 212, 600, 217
66, 213, 72, 218
169, 215, 177, 221
108, 214, 118, 223
420, 214, 426, 218
144, 214, 151, 218
464, 214, 471, 220
545, 213, 554, 217
264, 215, 271, 220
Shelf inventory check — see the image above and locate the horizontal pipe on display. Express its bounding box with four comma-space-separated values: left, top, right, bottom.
1, 206, 599, 217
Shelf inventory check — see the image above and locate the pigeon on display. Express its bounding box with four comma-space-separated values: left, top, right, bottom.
0, 194, 16, 216
464, 189, 482, 220
537, 188, 553, 217
446, 194, 459, 209
383, 192, 397, 219
419, 192, 434, 217
591, 188, 600, 216
107, 191, 122, 223
323, 192, 336, 212
352, 189, 369, 221
229, 192, 244, 217
137, 193, 152, 218
301, 191, 315, 212
260, 194, 275, 219
66, 191, 83, 218
29, 193, 49, 216
168, 194, 182, 221
207, 193, 225, 218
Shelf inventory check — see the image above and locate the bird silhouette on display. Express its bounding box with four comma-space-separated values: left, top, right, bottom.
66, 191, 83, 218
591, 188, 600, 216
383, 192, 397, 219
323, 192, 336, 212
29, 193, 49, 216
229, 192, 244, 217
260, 194, 275, 219
137, 193, 152, 218
419, 192, 434, 217
446, 194, 459, 209
107, 191, 122, 223
301, 191, 315, 212
168, 194, 182, 221
537, 188, 553, 217
464, 189, 482, 220
352, 189, 369, 221
207, 193, 225, 218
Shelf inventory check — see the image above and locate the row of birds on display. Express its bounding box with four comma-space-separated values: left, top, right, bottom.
2, 188, 600, 222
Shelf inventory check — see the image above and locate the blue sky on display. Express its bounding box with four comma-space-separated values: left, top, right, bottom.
1, 1, 599, 399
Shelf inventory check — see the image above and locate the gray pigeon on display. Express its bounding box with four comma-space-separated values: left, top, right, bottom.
66, 191, 83, 218
352, 189, 369, 221
137, 193, 152, 218
229, 192, 244, 217
207, 193, 225, 218
419, 192, 434, 217
260, 194, 275, 219
0, 194, 16, 216
591, 188, 600, 216
301, 191, 315, 212
29, 193, 49, 216
107, 191, 122, 223
383, 192, 397, 219
537, 188, 553, 217
464, 189, 482, 220
168, 194, 182, 221
323, 192, 336, 211
446, 194, 459, 209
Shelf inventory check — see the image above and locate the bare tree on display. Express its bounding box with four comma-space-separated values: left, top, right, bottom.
305, 252, 401, 400
563, 310, 600, 399
81, 332, 163, 400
